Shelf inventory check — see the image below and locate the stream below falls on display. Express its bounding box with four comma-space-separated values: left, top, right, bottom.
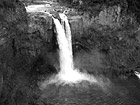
40, 76, 140, 105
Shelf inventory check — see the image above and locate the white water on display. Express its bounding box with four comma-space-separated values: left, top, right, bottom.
25, 4, 51, 12
52, 14, 74, 75
41, 13, 97, 86
135, 71, 140, 79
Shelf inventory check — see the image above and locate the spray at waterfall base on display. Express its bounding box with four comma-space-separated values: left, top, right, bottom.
40, 13, 108, 88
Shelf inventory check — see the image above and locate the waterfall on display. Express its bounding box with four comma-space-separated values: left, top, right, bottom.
42, 13, 97, 86
52, 14, 74, 75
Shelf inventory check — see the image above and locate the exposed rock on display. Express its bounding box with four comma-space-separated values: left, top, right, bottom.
69, 15, 83, 39
28, 12, 53, 42
82, 5, 135, 32
26, 5, 132, 39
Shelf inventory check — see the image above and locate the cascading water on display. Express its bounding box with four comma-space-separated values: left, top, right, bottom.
54, 14, 74, 76
41, 13, 97, 87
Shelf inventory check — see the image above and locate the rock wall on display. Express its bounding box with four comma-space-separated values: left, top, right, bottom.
25, 2, 140, 77
0, 0, 140, 78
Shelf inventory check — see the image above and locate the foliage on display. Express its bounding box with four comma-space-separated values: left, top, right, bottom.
75, 24, 140, 77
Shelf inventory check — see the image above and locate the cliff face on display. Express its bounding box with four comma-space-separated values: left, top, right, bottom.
0, 0, 139, 76
0, 0, 140, 77
24, 1, 140, 77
